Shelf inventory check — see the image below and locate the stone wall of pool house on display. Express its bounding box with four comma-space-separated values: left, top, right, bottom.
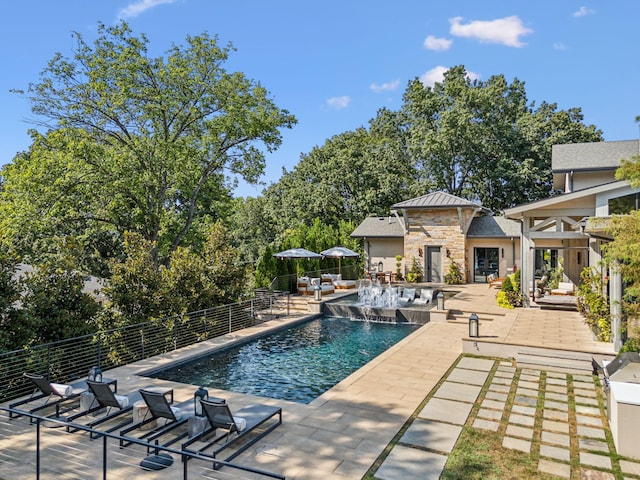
404, 207, 469, 283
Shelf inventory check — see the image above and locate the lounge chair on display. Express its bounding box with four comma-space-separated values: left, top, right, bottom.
414, 287, 434, 305
9, 372, 85, 421
65, 380, 137, 437
120, 388, 192, 449
551, 281, 574, 296
182, 397, 282, 469
398, 287, 415, 305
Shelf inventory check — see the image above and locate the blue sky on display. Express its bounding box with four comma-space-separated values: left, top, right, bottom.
1, 1, 639, 197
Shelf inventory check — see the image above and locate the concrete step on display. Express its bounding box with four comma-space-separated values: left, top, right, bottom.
516, 346, 595, 374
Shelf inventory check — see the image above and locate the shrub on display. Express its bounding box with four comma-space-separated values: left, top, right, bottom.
496, 291, 514, 309
576, 267, 610, 342
405, 258, 423, 283
501, 276, 514, 292
444, 260, 463, 285
395, 255, 404, 281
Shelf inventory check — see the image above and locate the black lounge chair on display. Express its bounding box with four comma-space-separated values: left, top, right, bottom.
120, 388, 192, 449
182, 397, 282, 468
65, 380, 138, 438
9, 373, 85, 421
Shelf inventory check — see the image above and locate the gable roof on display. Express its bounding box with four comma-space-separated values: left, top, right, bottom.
392, 191, 487, 210
466, 216, 521, 238
350, 215, 404, 238
552, 140, 640, 172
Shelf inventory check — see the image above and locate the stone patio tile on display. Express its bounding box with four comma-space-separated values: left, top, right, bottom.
546, 384, 569, 393
545, 400, 569, 411
376, 445, 448, 480
545, 392, 568, 402
505, 424, 533, 439
547, 377, 568, 386
540, 444, 571, 462
538, 458, 571, 479
418, 397, 473, 425
576, 414, 603, 427
579, 452, 612, 469
518, 380, 539, 390
502, 436, 531, 453
434, 381, 483, 403
492, 376, 513, 385
473, 418, 500, 431
400, 419, 462, 454
577, 425, 606, 440
445, 368, 489, 386
456, 357, 495, 371
579, 469, 615, 480
544, 409, 569, 421
575, 387, 597, 397
541, 430, 570, 447
508, 413, 535, 427
576, 405, 601, 416
579, 438, 610, 453
481, 399, 506, 411
573, 375, 594, 383
489, 383, 511, 393
513, 395, 538, 407
521, 369, 541, 377
543, 419, 570, 434
546, 371, 567, 379
575, 396, 600, 407
620, 459, 640, 476
484, 391, 508, 402
516, 387, 539, 397
511, 404, 536, 416
477, 408, 503, 421
493, 370, 515, 379
520, 373, 540, 382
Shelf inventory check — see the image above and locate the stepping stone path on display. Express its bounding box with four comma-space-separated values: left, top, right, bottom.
375, 356, 640, 480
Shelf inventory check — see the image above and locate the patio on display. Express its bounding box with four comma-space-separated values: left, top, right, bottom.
0, 283, 618, 479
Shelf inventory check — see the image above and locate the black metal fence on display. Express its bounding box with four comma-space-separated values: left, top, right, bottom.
0, 406, 285, 479
0, 290, 290, 403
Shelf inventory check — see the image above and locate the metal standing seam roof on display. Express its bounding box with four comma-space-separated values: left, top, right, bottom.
350, 215, 404, 238
391, 191, 486, 210
466, 216, 522, 237
552, 140, 640, 172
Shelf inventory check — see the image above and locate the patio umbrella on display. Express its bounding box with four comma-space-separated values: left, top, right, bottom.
273, 248, 322, 277
320, 246, 360, 275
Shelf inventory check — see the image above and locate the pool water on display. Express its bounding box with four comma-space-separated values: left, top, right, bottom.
149, 317, 420, 404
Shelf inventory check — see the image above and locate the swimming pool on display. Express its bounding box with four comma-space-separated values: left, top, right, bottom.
148, 316, 420, 404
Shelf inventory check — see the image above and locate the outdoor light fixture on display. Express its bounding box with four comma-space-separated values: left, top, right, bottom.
194, 386, 209, 417
437, 291, 445, 310
446, 249, 451, 258
469, 313, 479, 338
418, 247, 423, 257
378, 261, 384, 272
501, 248, 504, 258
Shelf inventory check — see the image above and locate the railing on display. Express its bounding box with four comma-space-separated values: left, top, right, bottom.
0, 406, 285, 479
0, 290, 290, 403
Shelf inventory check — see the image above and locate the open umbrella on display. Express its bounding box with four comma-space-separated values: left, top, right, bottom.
320, 246, 360, 275
273, 248, 322, 277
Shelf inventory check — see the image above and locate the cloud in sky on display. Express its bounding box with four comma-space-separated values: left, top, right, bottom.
370, 80, 400, 93
573, 6, 595, 17
420, 66, 480, 87
326, 96, 351, 110
449, 15, 532, 47
553, 42, 567, 51
118, 0, 176, 19
423, 35, 453, 51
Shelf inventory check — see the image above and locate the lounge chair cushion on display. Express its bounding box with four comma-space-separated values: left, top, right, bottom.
140, 453, 173, 471
234, 416, 246, 432
115, 394, 129, 409
51, 383, 73, 397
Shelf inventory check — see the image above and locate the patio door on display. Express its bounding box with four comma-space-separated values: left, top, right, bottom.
425, 246, 442, 283
474, 247, 499, 283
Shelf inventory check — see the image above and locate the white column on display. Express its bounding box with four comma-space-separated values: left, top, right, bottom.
610, 260, 622, 351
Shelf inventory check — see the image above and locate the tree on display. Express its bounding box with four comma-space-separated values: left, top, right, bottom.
4, 21, 296, 268
0, 248, 23, 351
402, 65, 602, 212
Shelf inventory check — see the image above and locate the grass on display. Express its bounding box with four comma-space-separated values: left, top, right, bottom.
364, 354, 634, 480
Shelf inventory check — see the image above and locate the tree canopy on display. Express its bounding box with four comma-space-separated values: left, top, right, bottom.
2, 21, 296, 268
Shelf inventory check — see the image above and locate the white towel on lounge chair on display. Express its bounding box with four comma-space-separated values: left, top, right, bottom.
234, 416, 246, 432
51, 383, 73, 397
115, 394, 129, 409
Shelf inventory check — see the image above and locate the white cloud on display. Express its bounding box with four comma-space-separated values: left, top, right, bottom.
573, 6, 595, 17
423, 35, 453, 51
419, 66, 480, 87
118, 0, 176, 19
370, 80, 401, 93
449, 15, 532, 48
553, 42, 567, 51
326, 96, 351, 110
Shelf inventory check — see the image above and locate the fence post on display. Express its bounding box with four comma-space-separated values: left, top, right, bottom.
141, 328, 145, 360
229, 306, 232, 333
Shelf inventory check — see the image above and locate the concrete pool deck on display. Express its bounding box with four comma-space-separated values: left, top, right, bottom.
0, 283, 621, 479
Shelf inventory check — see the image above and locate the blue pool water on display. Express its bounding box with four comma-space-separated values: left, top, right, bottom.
149, 317, 420, 404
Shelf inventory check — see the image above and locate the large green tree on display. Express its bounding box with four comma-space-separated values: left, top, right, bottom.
403, 65, 602, 212
2, 21, 296, 268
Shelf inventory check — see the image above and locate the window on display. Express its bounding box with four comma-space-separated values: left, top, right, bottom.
609, 193, 640, 215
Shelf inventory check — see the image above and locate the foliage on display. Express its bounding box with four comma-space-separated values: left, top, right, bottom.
395, 255, 403, 281
497, 270, 523, 308
496, 291, 514, 309
576, 267, 611, 342
547, 258, 565, 290
501, 276, 514, 292
101, 222, 247, 329
405, 258, 423, 283
3, 21, 296, 269
0, 248, 24, 351
444, 259, 463, 285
